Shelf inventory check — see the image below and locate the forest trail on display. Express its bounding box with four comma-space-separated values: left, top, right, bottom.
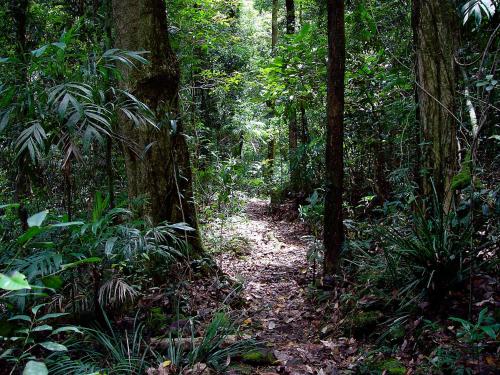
215, 199, 339, 374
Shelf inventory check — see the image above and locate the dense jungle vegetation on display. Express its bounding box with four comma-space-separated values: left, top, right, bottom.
0, 0, 499, 374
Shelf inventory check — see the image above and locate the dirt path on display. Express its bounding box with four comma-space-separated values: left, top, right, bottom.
215, 199, 339, 374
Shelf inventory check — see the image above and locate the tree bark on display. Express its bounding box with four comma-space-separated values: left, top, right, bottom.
285, 0, 299, 192
271, 0, 278, 54
285, 0, 295, 34
112, 0, 203, 254
9, 0, 30, 231
324, 0, 345, 277
413, 0, 459, 212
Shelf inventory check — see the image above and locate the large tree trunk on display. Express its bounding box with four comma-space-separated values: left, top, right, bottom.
113, 0, 203, 254
324, 0, 345, 277
414, 0, 459, 212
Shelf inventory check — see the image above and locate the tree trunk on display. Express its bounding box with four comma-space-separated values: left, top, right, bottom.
10, 0, 30, 231
112, 0, 203, 255
288, 108, 299, 190
324, 0, 345, 278
414, 0, 459, 212
285, 0, 299, 192
285, 0, 295, 34
271, 0, 278, 54
264, 0, 278, 186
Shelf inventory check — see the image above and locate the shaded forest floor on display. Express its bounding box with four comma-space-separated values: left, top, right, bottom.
213, 199, 342, 374
197, 199, 498, 375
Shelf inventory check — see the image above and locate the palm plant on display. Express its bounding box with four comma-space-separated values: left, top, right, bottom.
0, 25, 154, 223
49, 313, 153, 375
163, 311, 257, 373
382, 187, 473, 308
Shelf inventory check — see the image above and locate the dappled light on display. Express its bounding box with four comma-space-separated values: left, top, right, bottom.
0, 0, 498, 374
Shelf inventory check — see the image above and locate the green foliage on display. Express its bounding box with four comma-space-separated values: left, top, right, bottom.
49, 313, 152, 375
299, 190, 324, 235
0, 302, 81, 374
451, 152, 473, 191
381, 193, 473, 308
461, 0, 497, 27
450, 308, 499, 345
0, 271, 30, 291
162, 311, 257, 373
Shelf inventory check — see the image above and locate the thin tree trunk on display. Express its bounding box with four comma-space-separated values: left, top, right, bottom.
10, 0, 30, 230
285, 0, 299, 192
324, 0, 345, 277
265, 0, 279, 186
103, 0, 115, 208
105, 137, 115, 208
414, 0, 459, 212
285, 0, 295, 34
271, 0, 278, 54
300, 104, 309, 145
113, 0, 203, 255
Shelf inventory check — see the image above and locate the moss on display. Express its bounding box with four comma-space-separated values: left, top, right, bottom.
241, 349, 276, 365
372, 359, 407, 375
147, 307, 167, 330
352, 310, 382, 328
389, 325, 406, 341
346, 310, 383, 338
451, 152, 472, 191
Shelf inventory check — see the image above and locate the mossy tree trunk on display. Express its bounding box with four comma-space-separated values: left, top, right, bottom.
414, 0, 459, 212
112, 0, 203, 254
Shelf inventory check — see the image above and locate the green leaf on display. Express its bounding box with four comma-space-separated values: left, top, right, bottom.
30, 242, 55, 249
40, 341, 67, 351
0, 348, 13, 359
61, 257, 102, 270
51, 221, 84, 228
51, 326, 83, 335
17, 227, 43, 245
489, 135, 500, 142
0, 272, 31, 290
169, 222, 195, 231
23, 361, 48, 375
31, 45, 49, 57
32, 324, 53, 332
32, 304, 47, 315
479, 325, 497, 339
105, 237, 118, 256
41, 275, 63, 289
0, 203, 20, 210
8, 315, 32, 322
27, 210, 49, 228
38, 312, 69, 321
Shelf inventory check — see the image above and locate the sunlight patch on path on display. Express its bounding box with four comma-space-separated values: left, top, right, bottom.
215, 199, 338, 373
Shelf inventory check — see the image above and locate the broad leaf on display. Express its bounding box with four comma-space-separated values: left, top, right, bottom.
40, 341, 68, 351
28, 210, 49, 228
51, 326, 83, 335
0, 272, 31, 291
38, 312, 69, 321
23, 361, 48, 375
